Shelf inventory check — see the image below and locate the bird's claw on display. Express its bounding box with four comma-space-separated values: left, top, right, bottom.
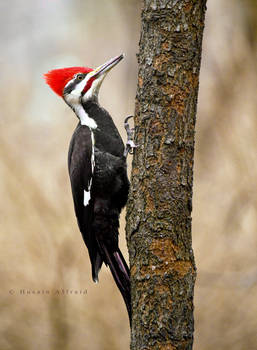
124, 116, 137, 157
124, 140, 138, 157
127, 140, 137, 154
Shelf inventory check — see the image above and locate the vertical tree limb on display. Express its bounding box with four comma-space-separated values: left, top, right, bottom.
126, 1, 207, 349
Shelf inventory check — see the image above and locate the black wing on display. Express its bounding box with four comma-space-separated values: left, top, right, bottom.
68, 123, 131, 322
68, 124, 102, 280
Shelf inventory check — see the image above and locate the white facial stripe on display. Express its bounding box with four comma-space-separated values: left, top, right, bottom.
64, 70, 105, 105
77, 70, 97, 94
82, 74, 106, 102
70, 76, 88, 96
63, 72, 99, 127
64, 71, 93, 96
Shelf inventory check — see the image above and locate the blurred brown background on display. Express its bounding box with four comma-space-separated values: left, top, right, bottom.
0, 1, 256, 349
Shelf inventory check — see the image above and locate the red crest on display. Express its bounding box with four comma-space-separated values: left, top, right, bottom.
44, 67, 93, 97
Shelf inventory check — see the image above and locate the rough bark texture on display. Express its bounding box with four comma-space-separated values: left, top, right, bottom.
126, 1, 207, 349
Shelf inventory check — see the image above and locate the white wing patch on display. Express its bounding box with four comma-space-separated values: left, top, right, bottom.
83, 130, 95, 207
83, 190, 91, 206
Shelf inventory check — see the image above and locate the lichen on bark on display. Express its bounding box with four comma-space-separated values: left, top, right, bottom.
126, 1, 207, 349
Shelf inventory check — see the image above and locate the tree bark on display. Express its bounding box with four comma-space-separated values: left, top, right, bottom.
126, 1, 207, 349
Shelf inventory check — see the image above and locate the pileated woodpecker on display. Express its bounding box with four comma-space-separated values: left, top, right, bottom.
44, 54, 135, 323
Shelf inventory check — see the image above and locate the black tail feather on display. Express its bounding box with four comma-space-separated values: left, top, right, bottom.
98, 242, 131, 324
91, 202, 131, 324
92, 251, 103, 283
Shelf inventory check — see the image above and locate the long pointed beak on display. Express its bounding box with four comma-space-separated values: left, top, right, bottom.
91, 54, 124, 78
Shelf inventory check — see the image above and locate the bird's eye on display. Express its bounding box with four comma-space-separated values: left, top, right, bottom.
76, 73, 84, 80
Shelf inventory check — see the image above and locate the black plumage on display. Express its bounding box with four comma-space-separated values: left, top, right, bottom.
68, 100, 131, 320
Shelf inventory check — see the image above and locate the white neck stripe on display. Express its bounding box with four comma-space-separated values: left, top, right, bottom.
73, 104, 97, 129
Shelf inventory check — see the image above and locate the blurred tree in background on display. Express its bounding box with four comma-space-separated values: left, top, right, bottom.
0, 1, 256, 349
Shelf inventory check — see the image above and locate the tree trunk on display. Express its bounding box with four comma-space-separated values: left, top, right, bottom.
126, 1, 207, 349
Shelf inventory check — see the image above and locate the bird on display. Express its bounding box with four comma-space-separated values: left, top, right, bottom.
44, 54, 136, 323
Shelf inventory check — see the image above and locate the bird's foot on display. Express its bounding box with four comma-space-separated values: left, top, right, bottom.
124, 116, 137, 157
